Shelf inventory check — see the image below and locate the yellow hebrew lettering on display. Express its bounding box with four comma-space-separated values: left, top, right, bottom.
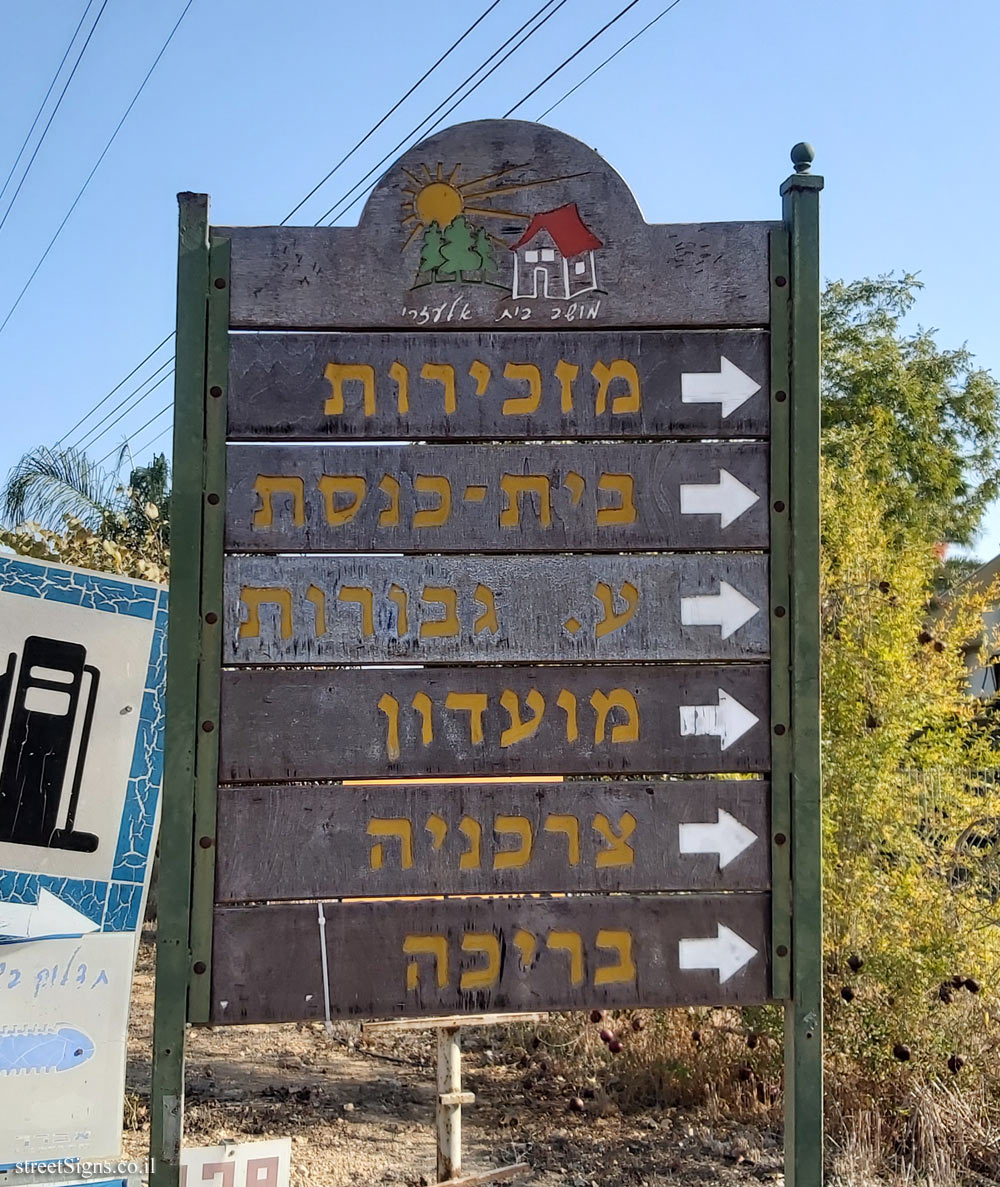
460, 933, 500, 990
305, 584, 326, 635
388, 583, 409, 635
411, 691, 433, 745
426, 813, 448, 850
596, 474, 637, 526
493, 815, 533, 869
593, 812, 637, 868
556, 689, 579, 742
464, 484, 487, 502
379, 474, 401, 526
318, 475, 366, 525
555, 359, 579, 414
389, 361, 409, 413
499, 689, 545, 748
421, 362, 457, 413
500, 475, 552, 528
544, 814, 580, 866
563, 471, 585, 506
252, 476, 304, 528
324, 362, 375, 416
420, 586, 460, 638
594, 581, 639, 638
594, 929, 636, 985
445, 692, 488, 745
469, 360, 491, 396
547, 930, 585, 988
338, 585, 374, 637
413, 475, 452, 527
367, 819, 413, 870
238, 587, 292, 640
502, 362, 542, 415
404, 935, 448, 991
378, 693, 400, 761
514, 929, 536, 971
458, 816, 482, 870
473, 584, 498, 635
592, 360, 640, 415
591, 689, 640, 744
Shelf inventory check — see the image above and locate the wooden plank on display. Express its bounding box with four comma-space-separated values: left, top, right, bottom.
218, 664, 769, 781
211, 893, 771, 1023
223, 553, 769, 665
214, 779, 771, 901
437, 1165, 530, 1186
226, 330, 769, 440
224, 442, 769, 553
218, 120, 770, 331
361, 1013, 548, 1033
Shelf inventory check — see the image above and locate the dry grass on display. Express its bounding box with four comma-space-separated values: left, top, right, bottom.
505, 1007, 1000, 1187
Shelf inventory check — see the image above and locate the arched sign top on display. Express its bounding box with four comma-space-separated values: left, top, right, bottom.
219, 119, 775, 331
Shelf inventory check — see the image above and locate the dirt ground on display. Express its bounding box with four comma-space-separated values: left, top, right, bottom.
122, 932, 786, 1186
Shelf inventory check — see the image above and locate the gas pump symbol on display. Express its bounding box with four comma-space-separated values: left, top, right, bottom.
0, 636, 101, 853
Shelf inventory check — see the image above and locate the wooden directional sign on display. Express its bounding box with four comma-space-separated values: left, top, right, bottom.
225, 441, 769, 553
219, 664, 770, 781
211, 894, 771, 1024
227, 330, 770, 440
215, 780, 770, 901
155, 117, 824, 1187
224, 553, 769, 664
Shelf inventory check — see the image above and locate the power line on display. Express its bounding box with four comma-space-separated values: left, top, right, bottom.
0, 0, 196, 339
129, 421, 173, 460
55, 332, 174, 445
0, 0, 98, 210
97, 399, 172, 466
503, 0, 643, 117
317, 0, 569, 225
0, 0, 109, 236
59, 0, 563, 450
72, 357, 176, 451
536, 0, 684, 119
281, 0, 505, 225
536, 0, 685, 121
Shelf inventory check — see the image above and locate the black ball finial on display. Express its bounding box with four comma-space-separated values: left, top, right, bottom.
791, 143, 815, 174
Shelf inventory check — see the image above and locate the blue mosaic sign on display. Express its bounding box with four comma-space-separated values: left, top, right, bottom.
0, 555, 167, 938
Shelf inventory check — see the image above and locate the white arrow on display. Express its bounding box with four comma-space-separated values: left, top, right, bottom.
681, 582, 760, 639
681, 356, 762, 417
678, 809, 759, 868
0, 889, 99, 941
679, 689, 759, 750
678, 924, 758, 983
679, 470, 760, 529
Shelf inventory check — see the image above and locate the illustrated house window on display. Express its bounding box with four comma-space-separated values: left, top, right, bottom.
541, 248, 555, 262
525, 250, 539, 263
575, 260, 586, 273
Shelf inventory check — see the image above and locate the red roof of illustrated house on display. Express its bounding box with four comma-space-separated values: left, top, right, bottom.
512, 203, 603, 257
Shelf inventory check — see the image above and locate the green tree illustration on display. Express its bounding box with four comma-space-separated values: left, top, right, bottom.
438, 216, 482, 280
473, 227, 498, 276
418, 221, 445, 280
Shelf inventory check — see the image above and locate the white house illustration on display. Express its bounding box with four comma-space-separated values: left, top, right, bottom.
510, 203, 603, 300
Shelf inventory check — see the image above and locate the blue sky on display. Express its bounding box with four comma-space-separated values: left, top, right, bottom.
1, 0, 998, 555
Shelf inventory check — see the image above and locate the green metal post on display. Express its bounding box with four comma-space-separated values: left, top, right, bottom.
150, 193, 211, 1187
187, 236, 230, 1024
781, 146, 824, 1187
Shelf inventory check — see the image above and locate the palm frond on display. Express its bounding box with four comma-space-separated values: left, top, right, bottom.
2, 445, 124, 531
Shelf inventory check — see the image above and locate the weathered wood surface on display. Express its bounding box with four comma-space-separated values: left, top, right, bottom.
217, 121, 772, 331
215, 779, 771, 901
223, 553, 769, 664
210, 893, 771, 1023
362, 1013, 548, 1033
226, 330, 770, 440
224, 442, 769, 553
218, 664, 770, 781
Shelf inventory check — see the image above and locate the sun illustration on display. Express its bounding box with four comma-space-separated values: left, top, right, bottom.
400, 161, 589, 291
